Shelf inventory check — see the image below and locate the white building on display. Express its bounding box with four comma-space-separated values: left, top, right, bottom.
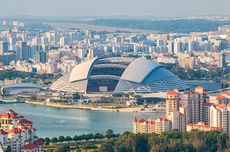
0, 109, 44, 152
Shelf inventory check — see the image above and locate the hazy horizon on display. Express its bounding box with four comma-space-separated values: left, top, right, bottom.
0, 0, 229, 18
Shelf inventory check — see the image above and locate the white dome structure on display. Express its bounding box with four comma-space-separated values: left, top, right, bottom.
50, 57, 189, 94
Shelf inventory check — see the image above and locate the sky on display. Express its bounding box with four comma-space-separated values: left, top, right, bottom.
0, 0, 229, 18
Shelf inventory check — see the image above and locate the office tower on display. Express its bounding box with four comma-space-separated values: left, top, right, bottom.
59, 37, 66, 47
16, 41, 29, 60
40, 36, 49, 45
220, 52, 226, 68
0, 41, 9, 54
188, 41, 195, 52
168, 41, 174, 55
157, 39, 166, 47
87, 48, 94, 59
174, 41, 183, 55
39, 51, 47, 63
77, 49, 87, 60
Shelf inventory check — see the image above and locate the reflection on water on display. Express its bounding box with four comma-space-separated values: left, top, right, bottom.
0, 103, 164, 137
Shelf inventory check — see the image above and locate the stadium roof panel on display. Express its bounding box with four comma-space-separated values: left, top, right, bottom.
69, 58, 97, 82
120, 58, 162, 83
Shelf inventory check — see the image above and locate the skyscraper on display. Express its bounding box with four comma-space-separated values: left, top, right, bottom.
15, 41, 29, 60
0, 41, 9, 54
39, 51, 47, 63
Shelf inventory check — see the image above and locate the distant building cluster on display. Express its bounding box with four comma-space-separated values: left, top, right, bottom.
0, 109, 44, 152
133, 86, 230, 134
0, 20, 229, 74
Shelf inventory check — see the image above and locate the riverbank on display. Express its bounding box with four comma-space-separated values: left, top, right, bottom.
25, 100, 165, 113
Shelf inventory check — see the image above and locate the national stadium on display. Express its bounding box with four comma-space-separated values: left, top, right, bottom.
50, 57, 189, 94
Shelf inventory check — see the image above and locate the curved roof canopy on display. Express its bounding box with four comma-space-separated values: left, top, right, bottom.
69, 58, 97, 82
120, 58, 162, 83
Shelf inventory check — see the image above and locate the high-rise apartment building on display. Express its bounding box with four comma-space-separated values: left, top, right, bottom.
169, 110, 186, 131
186, 86, 208, 123
210, 104, 230, 134
166, 89, 179, 119
166, 86, 208, 131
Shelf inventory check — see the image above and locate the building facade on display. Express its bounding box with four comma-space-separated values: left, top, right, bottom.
0, 109, 44, 152
132, 116, 170, 134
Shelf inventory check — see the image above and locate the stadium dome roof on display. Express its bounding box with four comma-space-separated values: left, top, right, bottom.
51, 57, 189, 94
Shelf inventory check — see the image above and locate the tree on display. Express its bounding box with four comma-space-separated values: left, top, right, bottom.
94, 132, 104, 139
85, 133, 94, 140
116, 134, 150, 152
79, 134, 86, 141
145, 55, 152, 60
73, 92, 81, 100
105, 129, 114, 139
51, 137, 58, 143
99, 141, 115, 152
99, 130, 230, 152
122, 131, 131, 136
31, 95, 37, 100
65, 136, 72, 142
82, 143, 98, 150
73, 135, 79, 141
58, 136, 65, 142
5, 146, 11, 152
44, 137, 51, 145
55, 145, 70, 152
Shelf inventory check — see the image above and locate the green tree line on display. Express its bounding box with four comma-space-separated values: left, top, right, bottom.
43, 129, 116, 145
99, 130, 230, 152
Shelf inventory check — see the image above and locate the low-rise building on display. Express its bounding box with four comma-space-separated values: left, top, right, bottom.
132, 116, 170, 134
186, 122, 223, 132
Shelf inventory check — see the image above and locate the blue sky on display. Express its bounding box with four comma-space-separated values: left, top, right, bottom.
0, 0, 229, 17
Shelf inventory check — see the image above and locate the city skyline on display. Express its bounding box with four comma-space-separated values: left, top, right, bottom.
0, 0, 230, 18
0, 0, 230, 151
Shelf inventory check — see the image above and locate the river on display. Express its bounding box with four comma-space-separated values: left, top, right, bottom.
0, 103, 164, 137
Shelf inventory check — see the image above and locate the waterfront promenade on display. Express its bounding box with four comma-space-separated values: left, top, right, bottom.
25, 100, 165, 113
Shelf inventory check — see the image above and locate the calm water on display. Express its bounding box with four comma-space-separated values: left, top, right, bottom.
0, 103, 164, 137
